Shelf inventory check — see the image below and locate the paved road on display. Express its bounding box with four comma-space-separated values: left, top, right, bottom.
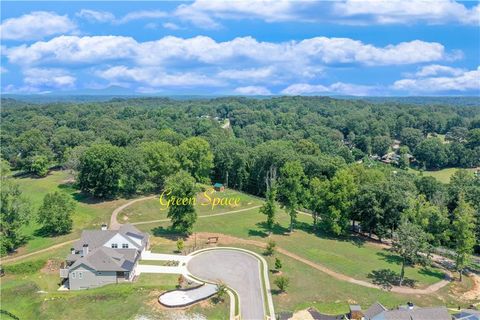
187, 249, 265, 320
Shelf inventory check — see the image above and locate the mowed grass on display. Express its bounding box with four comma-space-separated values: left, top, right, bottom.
11, 170, 129, 255
118, 187, 263, 223
0, 249, 229, 320
141, 228, 476, 315
410, 167, 478, 184
138, 208, 445, 288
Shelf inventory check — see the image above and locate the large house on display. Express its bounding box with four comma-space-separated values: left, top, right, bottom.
60, 224, 149, 290
351, 302, 451, 320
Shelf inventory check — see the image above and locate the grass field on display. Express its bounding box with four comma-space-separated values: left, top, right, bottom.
118, 187, 263, 223
410, 167, 478, 183
0, 250, 229, 320
12, 170, 128, 255
139, 208, 445, 288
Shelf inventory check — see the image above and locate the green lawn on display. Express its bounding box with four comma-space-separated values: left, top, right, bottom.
11, 170, 129, 255
410, 167, 477, 183
139, 208, 445, 288
0, 254, 229, 320
118, 187, 263, 223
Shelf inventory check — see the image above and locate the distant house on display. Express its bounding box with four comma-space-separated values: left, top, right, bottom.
60, 224, 149, 290
348, 302, 450, 320
213, 183, 225, 192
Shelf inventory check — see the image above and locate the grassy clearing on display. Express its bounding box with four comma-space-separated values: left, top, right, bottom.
118, 187, 263, 223
0, 253, 229, 320
409, 167, 477, 184
12, 170, 128, 255
139, 207, 445, 288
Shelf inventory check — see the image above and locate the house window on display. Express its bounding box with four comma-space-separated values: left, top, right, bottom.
111, 243, 118, 248
72, 272, 76, 279
122, 243, 129, 249
78, 272, 83, 279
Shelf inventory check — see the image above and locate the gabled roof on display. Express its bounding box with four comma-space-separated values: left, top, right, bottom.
383, 306, 450, 320
70, 247, 129, 272
68, 224, 148, 273
364, 302, 387, 319
213, 183, 223, 187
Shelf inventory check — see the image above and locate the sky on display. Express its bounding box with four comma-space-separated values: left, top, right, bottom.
0, 0, 479, 96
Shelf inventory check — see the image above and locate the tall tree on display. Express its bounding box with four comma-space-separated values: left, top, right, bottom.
260, 166, 277, 232
321, 169, 357, 236
178, 137, 214, 183
78, 144, 125, 198
0, 179, 32, 254
37, 191, 75, 235
164, 170, 197, 235
138, 141, 179, 190
279, 161, 305, 232
392, 222, 431, 286
451, 195, 476, 281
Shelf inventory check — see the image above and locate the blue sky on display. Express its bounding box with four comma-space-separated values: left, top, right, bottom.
1, 0, 479, 96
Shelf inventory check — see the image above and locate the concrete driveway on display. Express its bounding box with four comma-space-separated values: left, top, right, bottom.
187, 249, 266, 320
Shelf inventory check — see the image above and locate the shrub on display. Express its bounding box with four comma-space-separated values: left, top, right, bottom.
274, 275, 289, 292
274, 257, 282, 271
176, 238, 184, 252
264, 239, 276, 256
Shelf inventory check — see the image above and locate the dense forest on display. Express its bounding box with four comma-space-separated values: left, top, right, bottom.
1, 97, 479, 274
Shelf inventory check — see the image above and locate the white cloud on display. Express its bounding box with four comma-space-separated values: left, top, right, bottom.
76, 9, 115, 23
0, 66, 7, 73
234, 86, 272, 95
163, 22, 182, 30
218, 67, 275, 82
0, 11, 76, 41
393, 66, 480, 93
23, 68, 76, 89
116, 10, 167, 24
5, 35, 451, 68
334, 0, 480, 25
412, 64, 465, 77
96, 66, 223, 87
282, 82, 375, 96
175, 0, 302, 28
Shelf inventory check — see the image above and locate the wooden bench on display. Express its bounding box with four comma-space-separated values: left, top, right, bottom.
207, 236, 219, 244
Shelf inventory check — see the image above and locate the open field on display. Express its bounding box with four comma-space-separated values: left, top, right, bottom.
142, 228, 477, 315
118, 187, 263, 223
139, 207, 445, 288
0, 251, 229, 320
409, 167, 478, 184
12, 170, 128, 255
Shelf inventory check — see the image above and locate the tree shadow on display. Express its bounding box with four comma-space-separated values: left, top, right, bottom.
376, 250, 403, 266
151, 226, 182, 240
270, 288, 283, 295
418, 267, 445, 280
368, 269, 418, 290
295, 221, 366, 247
248, 222, 290, 238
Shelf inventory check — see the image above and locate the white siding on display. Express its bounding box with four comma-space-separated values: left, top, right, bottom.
103, 233, 137, 249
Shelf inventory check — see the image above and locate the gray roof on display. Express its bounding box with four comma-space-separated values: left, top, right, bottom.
364, 302, 387, 320
68, 224, 147, 272
383, 307, 450, 320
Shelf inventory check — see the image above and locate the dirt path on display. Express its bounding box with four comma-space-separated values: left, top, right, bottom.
193, 232, 451, 295
1, 239, 78, 264
2, 197, 452, 295
110, 195, 157, 230
463, 273, 480, 300
132, 205, 262, 226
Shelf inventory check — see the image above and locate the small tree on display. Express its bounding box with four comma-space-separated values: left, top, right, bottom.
274, 275, 289, 292
451, 194, 476, 281
274, 257, 282, 272
264, 239, 276, 256
260, 166, 277, 231
392, 222, 431, 286
216, 281, 228, 302
37, 191, 75, 235
176, 238, 184, 253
